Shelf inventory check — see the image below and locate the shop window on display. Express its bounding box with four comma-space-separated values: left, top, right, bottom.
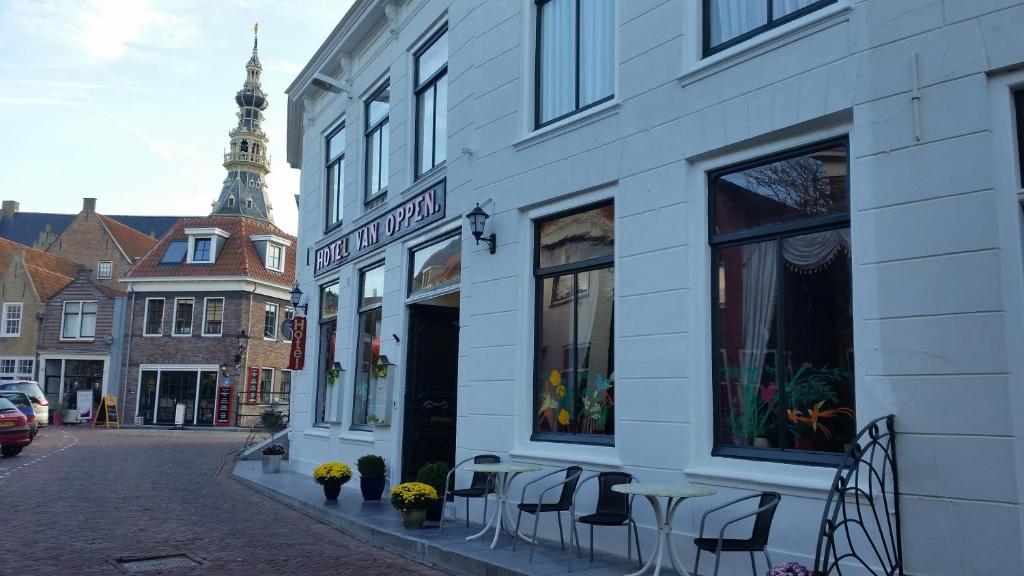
2, 303, 22, 337
352, 263, 385, 430
415, 27, 448, 177
326, 123, 345, 229
97, 261, 113, 279
314, 282, 339, 427
365, 83, 390, 208
710, 138, 854, 464
173, 298, 194, 336
704, 0, 836, 57
264, 303, 279, 340
203, 298, 224, 336
534, 202, 615, 444
536, 0, 615, 128
144, 299, 164, 336
62, 301, 98, 340
409, 233, 461, 296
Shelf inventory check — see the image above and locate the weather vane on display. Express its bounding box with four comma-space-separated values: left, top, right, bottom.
254, 22, 260, 37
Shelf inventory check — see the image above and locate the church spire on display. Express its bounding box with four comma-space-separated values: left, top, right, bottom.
212, 25, 274, 222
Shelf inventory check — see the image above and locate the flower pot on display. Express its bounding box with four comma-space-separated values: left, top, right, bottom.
425, 497, 444, 522
360, 476, 386, 501
753, 437, 771, 449
794, 437, 818, 451
323, 483, 342, 501
401, 509, 427, 529
262, 454, 282, 474
51, 410, 63, 427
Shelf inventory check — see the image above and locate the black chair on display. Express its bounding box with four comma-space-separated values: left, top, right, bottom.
693, 492, 782, 576
438, 454, 500, 532
512, 466, 583, 560
569, 472, 642, 572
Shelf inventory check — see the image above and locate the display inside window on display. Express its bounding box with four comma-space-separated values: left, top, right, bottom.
705, 0, 836, 56
410, 234, 461, 295
711, 139, 854, 460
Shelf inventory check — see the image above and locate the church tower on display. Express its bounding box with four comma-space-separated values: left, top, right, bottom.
212, 25, 274, 222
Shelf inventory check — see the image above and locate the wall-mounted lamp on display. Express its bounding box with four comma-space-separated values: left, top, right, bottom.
220, 365, 229, 376
466, 204, 496, 254
235, 329, 250, 367
290, 284, 309, 315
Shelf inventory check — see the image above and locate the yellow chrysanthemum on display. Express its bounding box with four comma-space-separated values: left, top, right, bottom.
549, 370, 561, 386
390, 481, 439, 511
313, 461, 353, 485
558, 409, 570, 426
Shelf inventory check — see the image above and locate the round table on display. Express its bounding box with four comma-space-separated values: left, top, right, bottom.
612, 482, 716, 576
463, 463, 541, 549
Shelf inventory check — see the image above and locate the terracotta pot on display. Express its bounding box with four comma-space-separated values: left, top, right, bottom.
323, 483, 342, 501
401, 509, 427, 529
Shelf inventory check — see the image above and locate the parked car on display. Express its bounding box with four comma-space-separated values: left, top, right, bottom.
0, 396, 31, 457
0, 380, 49, 427
0, 391, 37, 440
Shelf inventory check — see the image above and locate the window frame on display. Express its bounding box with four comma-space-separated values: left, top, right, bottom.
143, 298, 165, 336
259, 367, 274, 404
61, 300, 99, 340
97, 261, 113, 279
364, 81, 390, 207
325, 121, 346, 231
532, 201, 615, 446
534, 0, 617, 129
172, 297, 194, 337
1015, 89, 1024, 188
202, 297, 225, 337
414, 25, 448, 179
708, 136, 853, 466
190, 236, 213, 263
314, 281, 339, 427
264, 302, 279, 341
283, 307, 294, 343
702, 0, 837, 58
266, 243, 284, 272
351, 261, 385, 431
1, 302, 22, 337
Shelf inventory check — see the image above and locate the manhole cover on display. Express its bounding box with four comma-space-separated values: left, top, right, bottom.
117, 554, 202, 572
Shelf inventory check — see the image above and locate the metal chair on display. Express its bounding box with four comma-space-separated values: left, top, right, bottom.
438, 454, 500, 532
569, 471, 642, 572
693, 491, 782, 576
512, 466, 583, 560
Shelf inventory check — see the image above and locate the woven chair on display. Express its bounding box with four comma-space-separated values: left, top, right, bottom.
438, 454, 500, 532
569, 471, 642, 572
512, 466, 583, 560
693, 492, 782, 576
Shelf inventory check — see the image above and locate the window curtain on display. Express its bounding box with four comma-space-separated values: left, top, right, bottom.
540, 0, 575, 122
740, 241, 777, 395
709, 0, 767, 46
579, 0, 615, 107
782, 229, 850, 271
773, 0, 817, 18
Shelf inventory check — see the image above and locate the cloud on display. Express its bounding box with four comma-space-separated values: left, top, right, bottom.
0, 97, 85, 107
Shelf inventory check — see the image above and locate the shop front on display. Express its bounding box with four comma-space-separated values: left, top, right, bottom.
135, 365, 220, 426
39, 355, 108, 416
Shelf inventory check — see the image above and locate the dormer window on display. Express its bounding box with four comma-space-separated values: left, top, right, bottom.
250, 234, 291, 273
185, 227, 230, 264
228, 196, 236, 207
193, 238, 212, 262
247, 198, 255, 209
267, 244, 283, 272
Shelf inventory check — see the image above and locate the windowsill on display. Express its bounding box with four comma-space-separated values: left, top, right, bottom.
510, 444, 621, 470
142, 333, 163, 338
0, 334, 19, 338
678, 2, 851, 89
59, 338, 96, 342
685, 458, 837, 499
171, 333, 192, 338
304, 428, 330, 439
514, 100, 621, 151
339, 430, 373, 443
202, 334, 223, 338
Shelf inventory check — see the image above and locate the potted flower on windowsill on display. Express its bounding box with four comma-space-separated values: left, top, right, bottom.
261, 443, 285, 474
357, 454, 387, 501
416, 461, 450, 522
390, 482, 438, 529
313, 461, 352, 501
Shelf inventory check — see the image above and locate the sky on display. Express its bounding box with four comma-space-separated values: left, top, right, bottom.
0, 0, 356, 235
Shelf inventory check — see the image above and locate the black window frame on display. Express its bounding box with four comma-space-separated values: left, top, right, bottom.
534, 0, 616, 129
1015, 89, 1024, 188
192, 237, 212, 262
364, 82, 390, 208
414, 25, 448, 179
264, 302, 279, 340
702, 0, 837, 58
314, 281, 339, 428
325, 122, 346, 231
351, 261, 385, 431
532, 200, 615, 446
708, 136, 852, 467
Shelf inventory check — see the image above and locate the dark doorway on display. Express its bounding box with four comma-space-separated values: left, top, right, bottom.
402, 301, 460, 482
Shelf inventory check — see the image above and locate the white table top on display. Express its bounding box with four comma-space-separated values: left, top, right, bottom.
611, 482, 717, 498
464, 463, 542, 474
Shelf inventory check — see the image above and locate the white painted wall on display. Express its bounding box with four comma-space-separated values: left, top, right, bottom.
287, 1, 1024, 574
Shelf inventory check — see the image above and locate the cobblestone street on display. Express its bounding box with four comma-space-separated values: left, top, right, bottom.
1, 427, 451, 576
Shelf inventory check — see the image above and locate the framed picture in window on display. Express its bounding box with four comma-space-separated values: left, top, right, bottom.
550, 273, 590, 307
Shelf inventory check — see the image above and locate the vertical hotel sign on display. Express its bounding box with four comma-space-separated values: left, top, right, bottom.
314, 181, 446, 275
246, 367, 260, 404
288, 316, 307, 370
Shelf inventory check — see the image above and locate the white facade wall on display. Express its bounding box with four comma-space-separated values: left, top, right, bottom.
286, 1, 1024, 573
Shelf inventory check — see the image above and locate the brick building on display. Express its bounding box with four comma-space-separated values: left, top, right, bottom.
120, 33, 296, 427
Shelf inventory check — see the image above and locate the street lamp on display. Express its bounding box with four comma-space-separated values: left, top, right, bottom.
290, 284, 308, 315
465, 203, 496, 254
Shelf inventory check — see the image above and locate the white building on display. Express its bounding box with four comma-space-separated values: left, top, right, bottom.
283, 1, 1024, 573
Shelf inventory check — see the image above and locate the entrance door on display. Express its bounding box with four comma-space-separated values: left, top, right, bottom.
195, 371, 218, 426
402, 303, 460, 482
156, 371, 198, 425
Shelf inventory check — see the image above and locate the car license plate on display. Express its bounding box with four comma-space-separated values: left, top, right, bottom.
0, 420, 13, 428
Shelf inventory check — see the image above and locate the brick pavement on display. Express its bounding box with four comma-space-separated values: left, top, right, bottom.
1, 427, 451, 576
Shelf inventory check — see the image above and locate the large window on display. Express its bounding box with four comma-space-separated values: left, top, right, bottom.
144, 299, 164, 336
62, 301, 98, 340
352, 263, 385, 430
536, 0, 615, 128
203, 298, 224, 336
326, 123, 345, 229
409, 233, 461, 296
365, 83, 390, 208
534, 203, 615, 444
415, 27, 448, 177
264, 303, 279, 340
314, 282, 339, 426
704, 0, 836, 56
2, 303, 22, 337
173, 298, 194, 336
710, 139, 853, 464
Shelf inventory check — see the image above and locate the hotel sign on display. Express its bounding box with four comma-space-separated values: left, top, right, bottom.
314, 181, 446, 275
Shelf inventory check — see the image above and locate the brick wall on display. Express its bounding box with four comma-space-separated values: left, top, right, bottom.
0, 258, 43, 357
47, 209, 135, 290
39, 272, 117, 355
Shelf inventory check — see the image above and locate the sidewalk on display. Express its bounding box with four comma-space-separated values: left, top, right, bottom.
233, 460, 640, 576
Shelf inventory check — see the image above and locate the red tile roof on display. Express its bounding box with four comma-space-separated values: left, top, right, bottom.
127, 216, 296, 286
0, 237, 79, 301
98, 214, 159, 259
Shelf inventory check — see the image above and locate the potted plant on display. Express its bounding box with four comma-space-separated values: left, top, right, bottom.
313, 461, 353, 501
357, 454, 387, 501
390, 482, 438, 529
416, 461, 450, 522
785, 364, 854, 450
259, 409, 287, 434
261, 443, 285, 473
768, 561, 811, 575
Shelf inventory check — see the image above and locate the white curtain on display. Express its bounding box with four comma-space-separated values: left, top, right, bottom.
709, 0, 767, 46
782, 229, 850, 271
579, 0, 615, 107
773, 0, 817, 18
540, 0, 575, 123
740, 240, 777, 390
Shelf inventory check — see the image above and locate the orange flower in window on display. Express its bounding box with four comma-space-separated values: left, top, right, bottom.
549, 370, 561, 386
558, 409, 570, 426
